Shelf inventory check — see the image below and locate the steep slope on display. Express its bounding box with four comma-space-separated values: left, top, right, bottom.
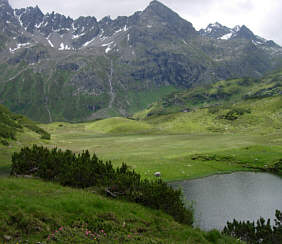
137, 69, 282, 117
0, 103, 50, 143
134, 69, 282, 134
0, 177, 240, 243
0, 0, 282, 122
0, 102, 50, 176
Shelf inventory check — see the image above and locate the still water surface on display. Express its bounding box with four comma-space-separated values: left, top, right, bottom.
171, 172, 282, 230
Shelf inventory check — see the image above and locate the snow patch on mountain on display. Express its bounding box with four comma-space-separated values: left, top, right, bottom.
58, 42, 71, 51
220, 33, 232, 40
9, 42, 31, 53
83, 38, 96, 47
102, 41, 115, 54
233, 25, 241, 32
72, 32, 85, 39
47, 36, 54, 47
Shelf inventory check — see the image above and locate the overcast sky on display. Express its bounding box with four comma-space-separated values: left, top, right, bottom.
9, 0, 282, 45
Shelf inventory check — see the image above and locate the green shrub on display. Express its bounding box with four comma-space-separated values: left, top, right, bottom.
10, 145, 193, 226
273, 159, 282, 175
223, 210, 282, 243
205, 229, 222, 243
218, 108, 251, 121
1, 139, 9, 146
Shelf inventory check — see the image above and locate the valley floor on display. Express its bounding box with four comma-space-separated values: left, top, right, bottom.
39, 122, 282, 182
0, 118, 281, 243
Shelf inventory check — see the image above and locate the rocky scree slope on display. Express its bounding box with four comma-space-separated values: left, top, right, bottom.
0, 0, 282, 122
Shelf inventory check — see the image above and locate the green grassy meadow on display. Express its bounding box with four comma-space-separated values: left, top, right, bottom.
38, 118, 282, 182
1, 95, 282, 182
0, 94, 281, 243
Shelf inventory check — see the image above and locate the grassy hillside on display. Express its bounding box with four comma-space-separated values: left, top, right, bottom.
0, 103, 50, 143
0, 104, 51, 176
135, 69, 282, 119
85, 117, 155, 134
0, 178, 240, 243
139, 96, 282, 134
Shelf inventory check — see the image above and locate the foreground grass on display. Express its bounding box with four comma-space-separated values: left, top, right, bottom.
0, 177, 239, 243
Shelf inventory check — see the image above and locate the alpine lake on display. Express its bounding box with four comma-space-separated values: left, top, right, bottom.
171, 172, 282, 230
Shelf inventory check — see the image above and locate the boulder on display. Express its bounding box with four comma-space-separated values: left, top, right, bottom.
154, 172, 161, 177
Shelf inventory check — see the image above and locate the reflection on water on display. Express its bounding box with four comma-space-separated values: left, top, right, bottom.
171, 172, 282, 230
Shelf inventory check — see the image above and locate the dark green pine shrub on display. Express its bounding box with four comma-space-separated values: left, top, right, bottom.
10, 145, 193, 225
0, 139, 9, 146
273, 159, 282, 175
218, 108, 251, 121
223, 210, 282, 244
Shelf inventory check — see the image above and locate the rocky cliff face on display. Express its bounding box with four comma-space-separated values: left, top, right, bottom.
0, 0, 282, 122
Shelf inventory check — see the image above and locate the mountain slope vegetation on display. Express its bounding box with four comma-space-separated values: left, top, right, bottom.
0, 0, 282, 122
135, 69, 282, 130
0, 103, 50, 143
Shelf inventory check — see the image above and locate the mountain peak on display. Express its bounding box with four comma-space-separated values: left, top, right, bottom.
145, 0, 176, 15
232, 25, 255, 40
233, 25, 241, 32
142, 0, 196, 37
149, 0, 165, 7
199, 22, 230, 39
208, 22, 223, 28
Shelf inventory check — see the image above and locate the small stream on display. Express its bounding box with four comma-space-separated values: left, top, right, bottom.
171, 172, 282, 231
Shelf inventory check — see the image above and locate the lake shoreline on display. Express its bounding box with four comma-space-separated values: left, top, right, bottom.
170, 172, 282, 231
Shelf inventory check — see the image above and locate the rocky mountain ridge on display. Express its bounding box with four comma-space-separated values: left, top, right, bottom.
2, 0, 197, 51
199, 22, 279, 48
0, 0, 282, 122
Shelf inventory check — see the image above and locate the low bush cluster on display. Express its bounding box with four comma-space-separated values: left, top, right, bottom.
0, 124, 16, 140
272, 159, 282, 175
223, 210, 282, 244
10, 145, 193, 225
218, 108, 251, 121
0, 139, 9, 146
